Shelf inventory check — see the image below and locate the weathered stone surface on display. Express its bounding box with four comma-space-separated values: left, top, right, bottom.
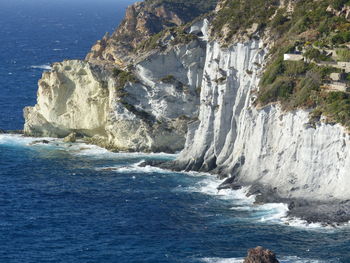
86, 0, 216, 65
174, 37, 350, 208
63, 132, 77, 143
244, 247, 279, 263
24, 25, 206, 152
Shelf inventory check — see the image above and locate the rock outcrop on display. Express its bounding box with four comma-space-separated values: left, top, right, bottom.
63, 132, 77, 143
170, 35, 350, 221
23, 0, 350, 221
86, 0, 216, 65
244, 247, 279, 263
24, 21, 207, 152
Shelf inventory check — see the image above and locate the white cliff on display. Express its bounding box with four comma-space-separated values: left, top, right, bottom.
175, 38, 350, 205
24, 60, 110, 138
23, 8, 350, 220
24, 37, 206, 152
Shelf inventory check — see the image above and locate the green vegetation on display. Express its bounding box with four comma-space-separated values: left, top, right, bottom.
254, 0, 350, 128
112, 68, 155, 123
113, 68, 138, 97
136, 31, 166, 52
113, 68, 138, 86
146, 0, 217, 23
171, 31, 198, 45
257, 54, 350, 124
336, 48, 350, 61
136, 26, 198, 52
120, 101, 155, 124
303, 48, 330, 62
212, 0, 279, 41
160, 75, 176, 83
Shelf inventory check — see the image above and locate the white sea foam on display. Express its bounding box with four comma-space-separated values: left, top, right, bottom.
1, 135, 347, 231
73, 144, 176, 160
0, 134, 55, 147
96, 161, 175, 174
280, 256, 336, 263
176, 174, 350, 230
201, 258, 243, 263
280, 217, 346, 230
30, 64, 52, 70
231, 202, 289, 222
200, 257, 332, 263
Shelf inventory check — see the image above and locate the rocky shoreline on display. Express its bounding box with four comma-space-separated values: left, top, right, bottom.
140, 159, 350, 225
4, 128, 348, 225
21, 0, 350, 226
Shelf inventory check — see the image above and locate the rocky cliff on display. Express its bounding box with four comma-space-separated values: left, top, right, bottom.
170, 0, 350, 223
24, 34, 205, 152
24, 0, 216, 152
24, 0, 350, 221
172, 38, 350, 222
86, 0, 216, 66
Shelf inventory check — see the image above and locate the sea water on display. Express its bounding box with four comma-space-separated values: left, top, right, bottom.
0, 1, 349, 262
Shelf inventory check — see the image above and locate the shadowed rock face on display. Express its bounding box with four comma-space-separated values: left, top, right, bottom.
244, 247, 279, 263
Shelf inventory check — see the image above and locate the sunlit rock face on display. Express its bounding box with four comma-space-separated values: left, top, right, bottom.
175, 38, 350, 203
24, 30, 206, 152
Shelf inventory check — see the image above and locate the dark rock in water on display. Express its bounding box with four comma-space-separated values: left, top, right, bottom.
100, 167, 117, 171
29, 140, 50, 145
244, 246, 279, 263
288, 200, 350, 225
6, 130, 23, 134
0, 129, 5, 134
63, 132, 77, 143
217, 176, 242, 190
138, 160, 167, 167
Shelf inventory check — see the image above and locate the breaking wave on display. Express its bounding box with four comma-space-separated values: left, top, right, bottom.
200, 256, 335, 263
30, 64, 52, 70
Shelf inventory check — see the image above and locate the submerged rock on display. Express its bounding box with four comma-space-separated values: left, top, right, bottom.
63, 132, 77, 143
138, 160, 167, 167
29, 139, 50, 146
244, 246, 279, 263
6, 130, 23, 134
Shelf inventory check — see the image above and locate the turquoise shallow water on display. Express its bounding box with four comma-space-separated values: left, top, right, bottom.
0, 1, 350, 262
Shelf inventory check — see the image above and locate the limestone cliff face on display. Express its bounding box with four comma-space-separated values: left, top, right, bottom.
24, 0, 350, 219
24, 35, 206, 152
24, 0, 214, 153
24, 60, 110, 138
174, 38, 350, 205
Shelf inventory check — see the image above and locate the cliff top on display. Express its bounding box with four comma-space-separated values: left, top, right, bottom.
85, 0, 217, 66
87, 0, 350, 129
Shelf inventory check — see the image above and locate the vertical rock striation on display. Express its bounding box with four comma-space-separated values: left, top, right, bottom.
174, 37, 350, 220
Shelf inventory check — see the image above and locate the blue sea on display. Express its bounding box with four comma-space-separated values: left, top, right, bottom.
0, 1, 349, 262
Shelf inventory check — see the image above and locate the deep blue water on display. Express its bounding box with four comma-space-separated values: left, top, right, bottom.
0, 0, 133, 130
0, 1, 350, 263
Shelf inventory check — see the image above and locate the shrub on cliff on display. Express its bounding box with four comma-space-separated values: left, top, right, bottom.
256, 0, 350, 128
160, 75, 176, 83
336, 48, 350, 61
212, 0, 279, 40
